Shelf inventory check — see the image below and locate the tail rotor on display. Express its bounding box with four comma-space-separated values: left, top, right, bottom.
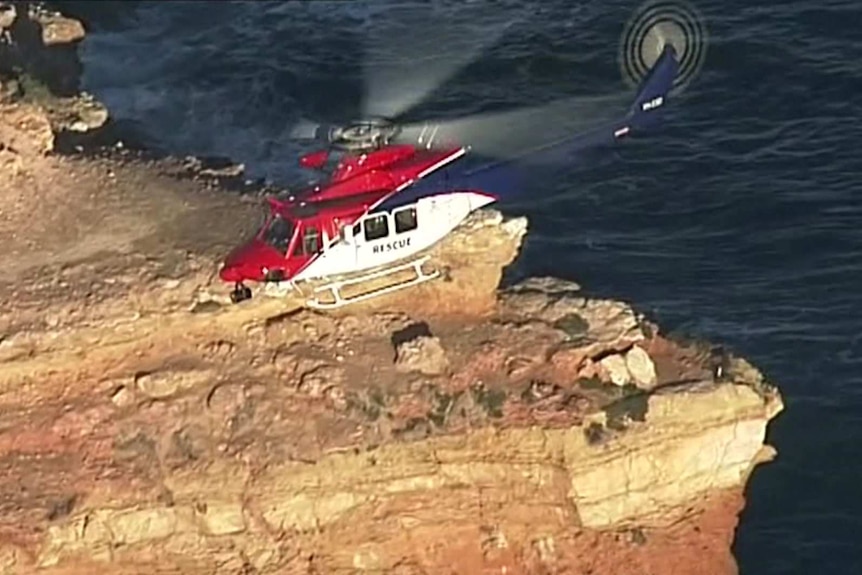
618, 0, 709, 95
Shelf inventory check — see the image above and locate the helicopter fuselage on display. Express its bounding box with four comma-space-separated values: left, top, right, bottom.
218, 144, 475, 292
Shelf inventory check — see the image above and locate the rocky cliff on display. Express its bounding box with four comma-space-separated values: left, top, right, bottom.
0, 5, 783, 575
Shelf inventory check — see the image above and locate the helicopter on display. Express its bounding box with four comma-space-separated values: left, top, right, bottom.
218, 2, 708, 308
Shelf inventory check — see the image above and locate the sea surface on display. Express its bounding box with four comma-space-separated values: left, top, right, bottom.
52, 0, 862, 573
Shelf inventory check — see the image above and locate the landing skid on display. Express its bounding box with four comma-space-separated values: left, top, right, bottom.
260, 279, 305, 299
306, 256, 440, 310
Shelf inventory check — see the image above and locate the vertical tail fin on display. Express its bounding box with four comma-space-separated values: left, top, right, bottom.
450, 42, 683, 195
625, 44, 680, 129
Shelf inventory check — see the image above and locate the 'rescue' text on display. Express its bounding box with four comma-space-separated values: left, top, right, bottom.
372, 237, 411, 254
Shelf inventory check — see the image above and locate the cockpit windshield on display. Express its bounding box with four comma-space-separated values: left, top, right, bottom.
260, 214, 294, 255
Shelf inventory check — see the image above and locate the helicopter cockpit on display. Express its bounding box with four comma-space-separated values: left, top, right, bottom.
259, 211, 325, 260
260, 213, 294, 255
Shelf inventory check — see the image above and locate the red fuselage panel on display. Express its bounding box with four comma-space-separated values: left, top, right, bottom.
329, 145, 416, 183
319, 145, 460, 201
219, 239, 286, 282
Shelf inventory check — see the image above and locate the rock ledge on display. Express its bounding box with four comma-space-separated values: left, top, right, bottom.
0, 7, 783, 575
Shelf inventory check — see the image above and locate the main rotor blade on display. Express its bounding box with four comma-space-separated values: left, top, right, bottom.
394, 90, 633, 162
360, 3, 517, 121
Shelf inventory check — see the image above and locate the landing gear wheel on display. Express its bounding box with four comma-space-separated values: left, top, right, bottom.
230, 283, 252, 304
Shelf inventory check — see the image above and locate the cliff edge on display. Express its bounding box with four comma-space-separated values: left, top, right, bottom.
0, 6, 784, 575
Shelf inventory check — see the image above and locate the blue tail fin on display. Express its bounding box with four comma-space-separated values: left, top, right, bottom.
439, 44, 682, 201
622, 44, 680, 133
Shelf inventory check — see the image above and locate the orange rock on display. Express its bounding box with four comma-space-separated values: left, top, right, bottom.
0, 8, 784, 572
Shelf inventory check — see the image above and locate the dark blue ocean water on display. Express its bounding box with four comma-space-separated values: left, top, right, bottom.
53, 0, 862, 573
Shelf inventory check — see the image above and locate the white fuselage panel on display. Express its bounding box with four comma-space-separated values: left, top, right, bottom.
293, 191, 495, 281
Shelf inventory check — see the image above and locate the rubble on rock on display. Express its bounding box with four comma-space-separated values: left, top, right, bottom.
0, 6, 784, 575
1, 1, 107, 133
393, 329, 450, 376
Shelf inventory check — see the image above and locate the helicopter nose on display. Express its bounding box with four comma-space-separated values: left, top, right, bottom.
219, 240, 286, 283
219, 245, 263, 283
218, 263, 245, 283
219, 257, 266, 283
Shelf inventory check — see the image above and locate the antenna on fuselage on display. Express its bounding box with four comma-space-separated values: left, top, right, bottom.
425, 125, 439, 149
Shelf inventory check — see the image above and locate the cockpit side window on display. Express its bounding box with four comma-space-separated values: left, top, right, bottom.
261, 214, 294, 255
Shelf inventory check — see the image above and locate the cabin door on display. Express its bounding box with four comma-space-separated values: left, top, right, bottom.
334, 220, 360, 272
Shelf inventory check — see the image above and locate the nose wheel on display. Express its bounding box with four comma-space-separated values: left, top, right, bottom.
230, 283, 252, 304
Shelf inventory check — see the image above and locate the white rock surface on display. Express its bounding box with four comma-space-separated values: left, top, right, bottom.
599, 354, 631, 386
625, 345, 658, 389
394, 335, 449, 376
568, 383, 780, 528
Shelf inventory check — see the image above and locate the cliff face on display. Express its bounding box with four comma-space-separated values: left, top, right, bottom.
0, 7, 783, 575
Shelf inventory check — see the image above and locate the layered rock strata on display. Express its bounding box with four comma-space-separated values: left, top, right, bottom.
0, 6, 783, 575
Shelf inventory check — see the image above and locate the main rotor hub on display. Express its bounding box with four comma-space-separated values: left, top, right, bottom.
327, 118, 401, 152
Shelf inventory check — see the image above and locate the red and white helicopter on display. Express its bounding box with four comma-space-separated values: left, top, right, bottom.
218, 5, 704, 308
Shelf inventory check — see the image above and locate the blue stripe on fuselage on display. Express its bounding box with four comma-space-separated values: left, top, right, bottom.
373, 160, 528, 212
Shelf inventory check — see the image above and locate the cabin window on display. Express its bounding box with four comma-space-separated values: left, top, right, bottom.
352, 222, 361, 237
363, 214, 389, 241
394, 207, 418, 234
295, 226, 320, 256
